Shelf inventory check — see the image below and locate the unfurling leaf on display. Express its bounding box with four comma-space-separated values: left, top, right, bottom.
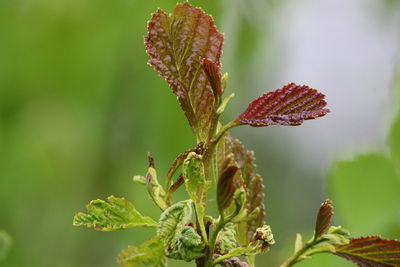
217, 160, 239, 212
314, 199, 333, 239
334, 236, 400, 267
157, 200, 193, 246
237, 83, 330, 126
213, 225, 275, 265
73, 196, 157, 231
145, 155, 168, 211
182, 152, 209, 243
216, 223, 239, 254
145, 2, 224, 141
166, 226, 205, 261
201, 58, 222, 97
117, 237, 167, 267
218, 135, 265, 244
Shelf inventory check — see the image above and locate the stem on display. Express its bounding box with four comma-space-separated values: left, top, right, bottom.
206, 215, 227, 267
280, 240, 314, 267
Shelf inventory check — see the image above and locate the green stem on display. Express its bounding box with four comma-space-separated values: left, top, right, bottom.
206, 216, 227, 267
280, 240, 314, 267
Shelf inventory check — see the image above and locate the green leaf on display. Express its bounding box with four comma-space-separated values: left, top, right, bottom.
117, 236, 167, 267
218, 134, 266, 245
157, 200, 193, 246
0, 230, 11, 261
329, 154, 400, 237
216, 223, 238, 254
182, 152, 209, 243
73, 196, 157, 231
145, 2, 224, 141
213, 225, 275, 266
144, 156, 168, 211
334, 236, 400, 267
166, 226, 205, 261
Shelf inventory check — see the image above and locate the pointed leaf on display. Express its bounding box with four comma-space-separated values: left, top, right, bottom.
117, 237, 167, 267
237, 83, 330, 126
201, 58, 222, 97
334, 236, 400, 267
73, 196, 156, 231
314, 199, 334, 239
218, 134, 266, 244
145, 3, 224, 140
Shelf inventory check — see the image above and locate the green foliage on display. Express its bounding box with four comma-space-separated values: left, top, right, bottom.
157, 200, 193, 245
71, 2, 400, 267
117, 237, 167, 267
73, 196, 157, 231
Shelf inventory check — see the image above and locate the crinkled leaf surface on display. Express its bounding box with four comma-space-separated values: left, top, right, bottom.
237, 83, 329, 126
117, 236, 167, 267
166, 226, 205, 261
73, 196, 156, 231
314, 200, 333, 239
157, 200, 193, 246
218, 134, 265, 244
145, 2, 224, 141
334, 236, 400, 267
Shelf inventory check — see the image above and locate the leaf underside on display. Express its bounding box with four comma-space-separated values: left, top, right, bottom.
334, 236, 400, 267
218, 134, 265, 243
73, 196, 157, 231
237, 83, 330, 126
145, 2, 224, 141
314, 199, 333, 238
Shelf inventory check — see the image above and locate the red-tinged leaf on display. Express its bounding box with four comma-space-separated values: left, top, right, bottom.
217, 159, 239, 212
314, 199, 333, 239
237, 83, 330, 126
201, 58, 222, 97
334, 236, 400, 267
217, 134, 265, 243
145, 3, 224, 141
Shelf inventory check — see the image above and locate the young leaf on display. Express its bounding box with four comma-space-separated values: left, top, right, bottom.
201, 58, 222, 97
314, 199, 333, 239
117, 237, 167, 267
182, 152, 209, 243
73, 196, 157, 231
145, 2, 224, 141
217, 162, 239, 212
157, 200, 193, 246
166, 226, 205, 261
220, 135, 266, 244
215, 223, 239, 254
237, 83, 329, 126
334, 236, 400, 267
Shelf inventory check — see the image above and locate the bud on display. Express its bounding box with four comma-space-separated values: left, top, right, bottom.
217, 164, 239, 212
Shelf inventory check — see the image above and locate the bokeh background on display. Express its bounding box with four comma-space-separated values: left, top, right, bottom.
0, 0, 399, 266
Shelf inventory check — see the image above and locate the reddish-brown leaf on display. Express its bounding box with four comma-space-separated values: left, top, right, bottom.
217, 134, 265, 243
237, 83, 330, 126
201, 58, 222, 97
217, 161, 239, 212
334, 236, 400, 267
145, 3, 224, 141
314, 199, 333, 239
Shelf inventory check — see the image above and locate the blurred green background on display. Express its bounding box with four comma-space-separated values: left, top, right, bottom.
0, 0, 399, 266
